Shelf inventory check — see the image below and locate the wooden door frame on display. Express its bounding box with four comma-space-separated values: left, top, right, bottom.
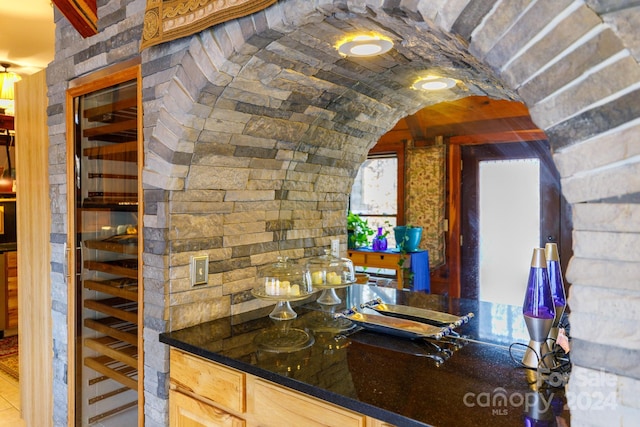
445, 130, 548, 298
65, 58, 144, 427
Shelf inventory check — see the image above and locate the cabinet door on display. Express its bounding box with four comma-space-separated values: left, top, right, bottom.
170, 390, 246, 427
170, 348, 245, 413
249, 378, 366, 427
67, 62, 142, 426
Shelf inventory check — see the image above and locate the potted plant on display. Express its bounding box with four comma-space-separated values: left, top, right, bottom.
393, 224, 422, 287
393, 224, 423, 252
347, 211, 374, 249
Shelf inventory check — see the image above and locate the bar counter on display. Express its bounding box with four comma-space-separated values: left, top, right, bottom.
160, 285, 570, 427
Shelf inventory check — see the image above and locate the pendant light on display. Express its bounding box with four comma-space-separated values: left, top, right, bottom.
0, 64, 22, 116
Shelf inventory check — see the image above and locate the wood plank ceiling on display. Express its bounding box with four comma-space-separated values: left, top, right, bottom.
378, 96, 546, 145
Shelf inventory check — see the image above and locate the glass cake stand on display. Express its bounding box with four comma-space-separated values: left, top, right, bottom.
251, 287, 316, 320
313, 281, 356, 305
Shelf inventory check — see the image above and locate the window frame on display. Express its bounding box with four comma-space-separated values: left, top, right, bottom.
360, 140, 405, 225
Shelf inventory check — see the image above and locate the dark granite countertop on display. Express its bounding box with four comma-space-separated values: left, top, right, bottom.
160, 285, 570, 427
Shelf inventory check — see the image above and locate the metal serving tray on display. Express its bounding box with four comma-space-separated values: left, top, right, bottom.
337, 308, 452, 340
360, 298, 474, 327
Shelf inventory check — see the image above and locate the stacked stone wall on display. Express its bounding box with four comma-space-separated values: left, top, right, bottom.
47, 0, 640, 425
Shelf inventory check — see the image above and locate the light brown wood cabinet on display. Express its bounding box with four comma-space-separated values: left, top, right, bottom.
169, 348, 396, 427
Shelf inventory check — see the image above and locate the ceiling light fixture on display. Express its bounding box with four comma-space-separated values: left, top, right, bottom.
0, 64, 22, 116
412, 75, 457, 91
336, 34, 393, 57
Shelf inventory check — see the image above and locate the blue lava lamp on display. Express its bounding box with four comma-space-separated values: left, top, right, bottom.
522, 248, 556, 369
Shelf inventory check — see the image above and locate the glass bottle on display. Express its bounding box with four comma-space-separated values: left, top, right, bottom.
372, 226, 388, 251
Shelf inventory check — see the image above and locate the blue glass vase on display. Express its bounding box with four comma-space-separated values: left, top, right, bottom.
372, 227, 388, 251
522, 248, 556, 369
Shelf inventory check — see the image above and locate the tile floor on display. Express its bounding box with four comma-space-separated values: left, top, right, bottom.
0, 368, 24, 427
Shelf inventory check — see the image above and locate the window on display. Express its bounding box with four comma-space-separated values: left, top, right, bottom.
350, 154, 399, 246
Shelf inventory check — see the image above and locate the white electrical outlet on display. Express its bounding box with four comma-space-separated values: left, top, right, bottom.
331, 239, 340, 258
190, 255, 209, 286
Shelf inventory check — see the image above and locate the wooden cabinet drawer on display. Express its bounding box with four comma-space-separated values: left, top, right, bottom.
348, 251, 367, 264
249, 378, 365, 427
170, 389, 245, 427
170, 349, 245, 413
363, 253, 399, 269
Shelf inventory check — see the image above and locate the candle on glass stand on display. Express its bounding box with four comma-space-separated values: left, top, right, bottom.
522, 248, 556, 370
545, 243, 567, 343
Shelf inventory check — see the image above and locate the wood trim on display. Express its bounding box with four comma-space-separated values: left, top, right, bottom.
368, 140, 405, 225
15, 70, 53, 426
446, 144, 461, 298
449, 130, 547, 145
51, 0, 98, 38
135, 62, 145, 427
65, 70, 77, 427
66, 63, 144, 427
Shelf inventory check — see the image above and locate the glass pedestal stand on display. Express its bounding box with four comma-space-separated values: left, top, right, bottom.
251, 288, 317, 320
314, 282, 354, 305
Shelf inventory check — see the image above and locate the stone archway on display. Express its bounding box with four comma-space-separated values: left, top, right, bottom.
140, 2, 638, 426
140, 2, 640, 425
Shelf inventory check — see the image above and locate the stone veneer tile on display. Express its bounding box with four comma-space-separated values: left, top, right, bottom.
572, 230, 640, 262
484, 0, 575, 69
169, 297, 232, 330
451, 0, 496, 40
187, 165, 250, 190
562, 160, 640, 204
168, 213, 224, 239
566, 365, 622, 424
553, 123, 640, 178
546, 89, 640, 151
530, 55, 640, 130
224, 231, 275, 247
222, 277, 256, 295
571, 339, 640, 380
504, 5, 600, 89
169, 285, 223, 306
602, 5, 640, 60
567, 257, 640, 292
468, 0, 534, 59
224, 221, 267, 235
586, 0, 640, 14
618, 375, 640, 409
572, 203, 640, 233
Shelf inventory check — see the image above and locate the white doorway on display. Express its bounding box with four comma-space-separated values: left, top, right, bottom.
478, 159, 540, 306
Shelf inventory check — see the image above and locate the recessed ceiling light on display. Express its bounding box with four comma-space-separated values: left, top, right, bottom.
412, 76, 457, 91
336, 34, 393, 57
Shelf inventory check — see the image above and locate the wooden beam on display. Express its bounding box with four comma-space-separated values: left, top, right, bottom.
449, 129, 548, 145
52, 0, 98, 38
404, 113, 429, 145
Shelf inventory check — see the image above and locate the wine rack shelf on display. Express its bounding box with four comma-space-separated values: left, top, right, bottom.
71, 70, 141, 426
